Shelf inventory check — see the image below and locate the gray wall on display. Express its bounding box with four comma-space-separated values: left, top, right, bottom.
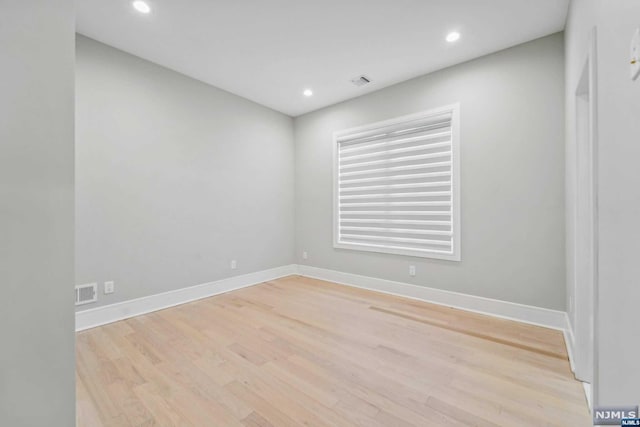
295, 33, 566, 310
566, 0, 640, 407
75, 35, 295, 310
0, 1, 76, 425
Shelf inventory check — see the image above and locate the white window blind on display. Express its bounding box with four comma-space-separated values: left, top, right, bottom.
333, 104, 460, 260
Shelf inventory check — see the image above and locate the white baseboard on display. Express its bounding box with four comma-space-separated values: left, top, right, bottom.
582, 381, 592, 411
297, 265, 568, 331
75, 264, 297, 331
564, 315, 577, 372
562, 319, 592, 411
77, 263, 569, 334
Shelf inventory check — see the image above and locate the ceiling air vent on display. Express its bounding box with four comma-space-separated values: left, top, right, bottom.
351, 75, 371, 87
75, 283, 97, 306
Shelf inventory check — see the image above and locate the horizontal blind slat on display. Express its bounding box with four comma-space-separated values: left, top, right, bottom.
340, 181, 451, 193
340, 210, 451, 216
341, 201, 451, 207
340, 141, 451, 162
339, 151, 451, 170
341, 234, 452, 246
340, 191, 451, 200
341, 226, 453, 236
339, 161, 451, 177
339, 171, 451, 185
340, 219, 452, 226
340, 131, 451, 154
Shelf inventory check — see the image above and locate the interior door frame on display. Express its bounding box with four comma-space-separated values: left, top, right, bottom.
573, 27, 598, 407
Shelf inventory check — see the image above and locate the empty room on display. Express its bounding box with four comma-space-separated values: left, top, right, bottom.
2, 0, 640, 426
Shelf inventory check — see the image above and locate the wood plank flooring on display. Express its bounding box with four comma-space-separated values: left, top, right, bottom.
76, 275, 591, 426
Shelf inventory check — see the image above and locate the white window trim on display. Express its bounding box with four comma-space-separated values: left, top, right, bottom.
332, 103, 461, 261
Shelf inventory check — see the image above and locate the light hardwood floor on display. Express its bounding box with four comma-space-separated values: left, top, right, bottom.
76, 275, 591, 426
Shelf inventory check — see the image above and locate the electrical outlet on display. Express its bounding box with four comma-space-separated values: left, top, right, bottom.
230, 259, 237, 269
104, 281, 115, 294
409, 265, 416, 277
302, 251, 308, 260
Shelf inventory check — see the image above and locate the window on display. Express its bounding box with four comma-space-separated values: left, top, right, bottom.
333, 104, 460, 261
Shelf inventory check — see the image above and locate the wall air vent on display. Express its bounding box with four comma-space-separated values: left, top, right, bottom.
75, 283, 97, 306
351, 75, 371, 87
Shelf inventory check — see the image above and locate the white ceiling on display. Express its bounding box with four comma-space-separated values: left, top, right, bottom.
76, 0, 569, 117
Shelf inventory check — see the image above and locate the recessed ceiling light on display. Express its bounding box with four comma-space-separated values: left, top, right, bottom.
303, 89, 313, 97
133, 1, 151, 14
446, 31, 461, 43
